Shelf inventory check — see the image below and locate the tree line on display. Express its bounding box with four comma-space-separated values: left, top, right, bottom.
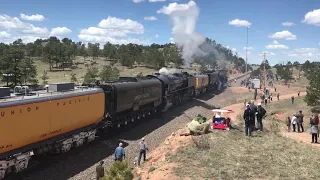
0, 36, 250, 86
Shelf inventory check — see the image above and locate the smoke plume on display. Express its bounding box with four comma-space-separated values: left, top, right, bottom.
157, 1, 206, 66
159, 67, 179, 75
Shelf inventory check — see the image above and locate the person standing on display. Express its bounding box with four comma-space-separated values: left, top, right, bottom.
277, 93, 280, 101
256, 103, 266, 131
114, 143, 125, 162
291, 96, 295, 104
137, 138, 149, 167
291, 114, 297, 132
297, 110, 304, 132
96, 161, 105, 180
286, 116, 291, 132
298, 91, 300, 97
310, 114, 319, 143
249, 100, 257, 130
244, 104, 254, 136
264, 98, 268, 106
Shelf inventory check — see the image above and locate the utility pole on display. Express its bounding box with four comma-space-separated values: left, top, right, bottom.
245, 27, 250, 74
263, 52, 269, 88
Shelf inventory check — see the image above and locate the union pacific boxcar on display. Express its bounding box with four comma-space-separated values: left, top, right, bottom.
0, 83, 105, 179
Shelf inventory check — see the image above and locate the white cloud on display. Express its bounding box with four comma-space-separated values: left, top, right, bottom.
268, 30, 296, 40
243, 47, 253, 50
302, 9, 320, 26
133, 0, 144, 3
149, 0, 166, 2
50, 27, 72, 36
281, 22, 295, 27
98, 16, 144, 34
157, 2, 194, 14
0, 31, 11, 38
283, 48, 320, 59
266, 40, 289, 49
169, 37, 174, 43
144, 16, 157, 20
155, 34, 159, 38
231, 48, 236, 53
20, 13, 45, 22
228, 19, 252, 27
78, 16, 148, 45
260, 51, 276, 56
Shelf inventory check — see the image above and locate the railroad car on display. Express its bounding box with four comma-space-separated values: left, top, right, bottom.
97, 77, 162, 129
194, 74, 209, 96
203, 70, 221, 91
0, 84, 104, 179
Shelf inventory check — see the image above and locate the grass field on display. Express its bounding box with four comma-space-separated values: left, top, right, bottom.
168, 96, 318, 180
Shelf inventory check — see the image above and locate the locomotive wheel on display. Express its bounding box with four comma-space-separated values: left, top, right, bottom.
61, 143, 72, 153
75, 138, 85, 147
0, 169, 5, 179
14, 160, 28, 173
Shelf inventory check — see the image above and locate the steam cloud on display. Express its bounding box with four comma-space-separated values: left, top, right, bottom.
159, 67, 179, 75
157, 1, 206, 66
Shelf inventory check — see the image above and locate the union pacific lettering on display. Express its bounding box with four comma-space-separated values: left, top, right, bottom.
0, 95, 90, 118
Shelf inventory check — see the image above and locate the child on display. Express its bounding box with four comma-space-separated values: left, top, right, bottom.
291, 114, 297, 132
286, 116, 291, 132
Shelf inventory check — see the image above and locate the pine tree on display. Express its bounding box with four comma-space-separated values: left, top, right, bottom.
305, 69, 320, 113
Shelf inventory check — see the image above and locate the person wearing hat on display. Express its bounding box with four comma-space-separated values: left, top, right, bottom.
137, 137, 149, 167
256, 102, 266, 131
249, 100, 258, 130
243, 104, 254, 136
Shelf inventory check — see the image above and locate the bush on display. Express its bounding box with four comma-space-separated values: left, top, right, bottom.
101, 161, 133, 180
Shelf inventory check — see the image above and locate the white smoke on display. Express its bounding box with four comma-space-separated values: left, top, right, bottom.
157, 1, 206, 67
159, 67, 179, 75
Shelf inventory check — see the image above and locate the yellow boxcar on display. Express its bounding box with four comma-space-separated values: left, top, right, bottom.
0, 88, 105, 156
195, 75, 209, 90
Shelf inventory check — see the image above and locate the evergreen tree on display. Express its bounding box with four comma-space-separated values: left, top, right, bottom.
305, 68, 320, 113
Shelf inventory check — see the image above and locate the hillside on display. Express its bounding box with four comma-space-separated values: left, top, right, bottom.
0, 37, 250, 85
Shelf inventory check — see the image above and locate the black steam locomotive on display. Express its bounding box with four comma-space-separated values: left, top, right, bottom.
97, 70, 228, 129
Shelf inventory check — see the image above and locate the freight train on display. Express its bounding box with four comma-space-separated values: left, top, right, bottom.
0, 70, 228, 179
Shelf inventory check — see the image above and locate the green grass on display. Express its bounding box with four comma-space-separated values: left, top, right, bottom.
170, 96, 319, 180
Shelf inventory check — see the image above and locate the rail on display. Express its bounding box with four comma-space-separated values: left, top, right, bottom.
227, 71, 252, 83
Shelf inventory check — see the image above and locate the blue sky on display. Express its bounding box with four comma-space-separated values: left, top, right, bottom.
0, 0, 319, 65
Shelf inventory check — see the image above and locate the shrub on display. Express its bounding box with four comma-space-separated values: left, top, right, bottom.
101, 161, 133, 180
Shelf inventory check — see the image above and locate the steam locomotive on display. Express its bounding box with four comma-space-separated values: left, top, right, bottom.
0, 70, 227, 179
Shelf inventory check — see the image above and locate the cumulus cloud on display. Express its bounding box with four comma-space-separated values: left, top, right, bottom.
20, 13, 45, 21
50, 27, 72, 36
281, 22, 295, 26
0, 14, 49, 35
133, 0, 144, 3
283, 48, 320, 59
0, 31, 11, 38
78, 16, 148, 45
268, 30, 296, 40
260, 51, 276, 56
243, 47, 253, 50
266, 40, 289, 49
144, 16, 157, 20
302, 9, 320, 26
228, 19, 252, 27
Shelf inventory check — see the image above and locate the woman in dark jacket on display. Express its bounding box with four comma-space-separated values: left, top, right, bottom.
309, 114, 319, 143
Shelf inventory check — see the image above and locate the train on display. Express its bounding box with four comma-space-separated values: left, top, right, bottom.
0, 69, 228, 179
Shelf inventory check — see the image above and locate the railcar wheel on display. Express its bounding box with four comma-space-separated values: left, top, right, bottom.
75, 138, 85, 147
87, 134, 96, 142
14, 160, 28, 172
61, 143, 72, 153
0, 169, 5, 179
